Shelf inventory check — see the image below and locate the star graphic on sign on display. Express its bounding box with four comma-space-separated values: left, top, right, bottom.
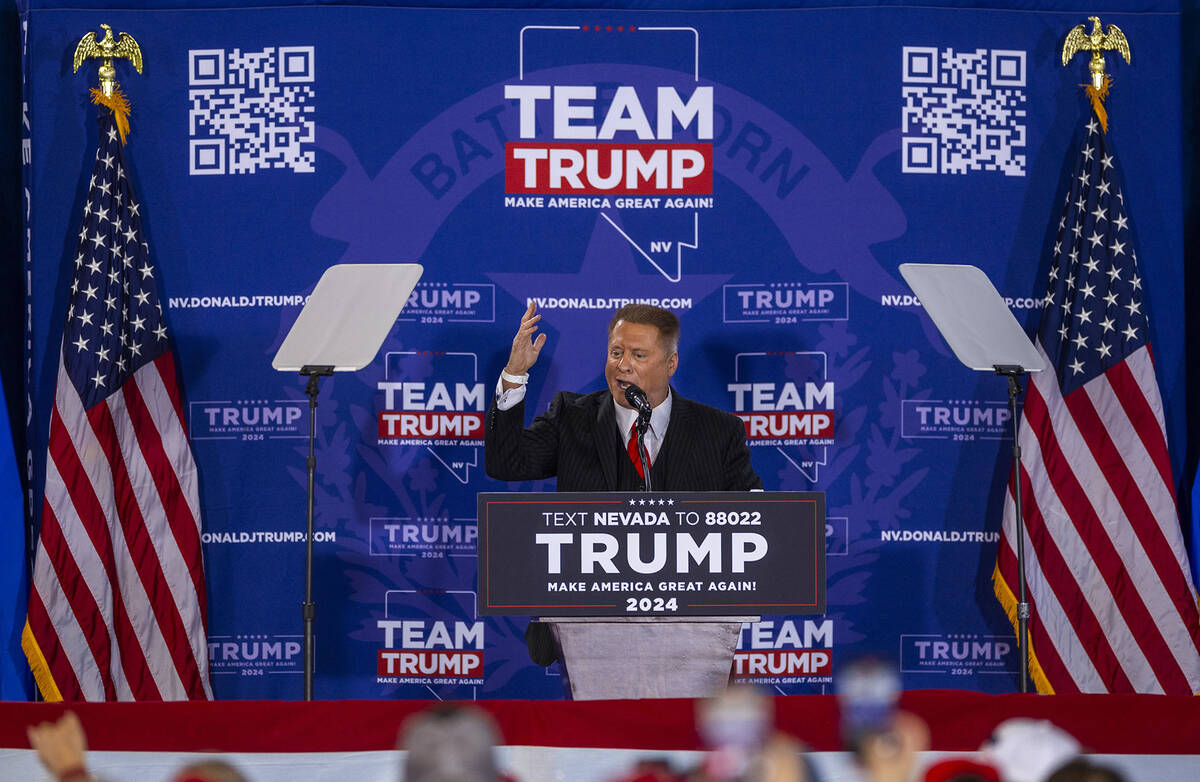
488, 213, 730, 404
629, 499, 637, 506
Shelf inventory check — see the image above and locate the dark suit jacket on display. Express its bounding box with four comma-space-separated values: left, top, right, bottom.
485, 388, 761, 492
484, 387, 761, 667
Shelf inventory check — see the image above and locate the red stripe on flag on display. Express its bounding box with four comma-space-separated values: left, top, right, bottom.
154, 354, 189, 440
34, 502, 116, 701
87, 400, 200, 699
1105, 358, 1175, 500
1018, 390, 1136, 691
47, 406, 156, 698
124, 369, 207, 629
996, 536, 1077, 693
1061, 382, 1200, 678
26, 583, 86, 701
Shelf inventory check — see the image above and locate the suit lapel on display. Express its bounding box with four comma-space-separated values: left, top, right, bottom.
594, 392, 619, 490
653, 390, 689, 487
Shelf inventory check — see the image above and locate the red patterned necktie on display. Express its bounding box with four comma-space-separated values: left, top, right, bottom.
627, 422, 650, 478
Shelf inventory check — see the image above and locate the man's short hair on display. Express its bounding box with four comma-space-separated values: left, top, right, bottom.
608, 304, 680, 354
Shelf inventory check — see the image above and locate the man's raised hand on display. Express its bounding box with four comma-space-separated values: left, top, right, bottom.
504, 301, 547, 383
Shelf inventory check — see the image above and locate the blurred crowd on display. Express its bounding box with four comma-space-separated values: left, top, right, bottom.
26, 665, 1129, 782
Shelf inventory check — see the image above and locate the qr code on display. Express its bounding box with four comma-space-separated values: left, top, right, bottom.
901, 47, 1026, 176
188, 47, 315, 175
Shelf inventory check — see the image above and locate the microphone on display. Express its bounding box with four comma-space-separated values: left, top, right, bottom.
623, 384, 653, 416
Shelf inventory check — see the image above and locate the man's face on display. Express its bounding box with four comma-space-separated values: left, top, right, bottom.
605, 320, 678, 409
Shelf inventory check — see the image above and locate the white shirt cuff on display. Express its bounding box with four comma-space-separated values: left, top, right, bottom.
494, 376, 527, 411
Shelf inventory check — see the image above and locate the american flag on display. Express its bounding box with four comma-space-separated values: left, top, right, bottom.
22, 109, 212, 700
994, 116, 1200, 694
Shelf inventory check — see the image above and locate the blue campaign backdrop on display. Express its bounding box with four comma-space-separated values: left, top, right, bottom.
18, 1, 1190, 699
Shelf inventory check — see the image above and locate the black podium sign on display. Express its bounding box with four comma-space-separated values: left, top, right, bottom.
477, 492, 825, 617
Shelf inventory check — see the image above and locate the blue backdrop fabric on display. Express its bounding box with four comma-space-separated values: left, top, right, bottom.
0, 376, 30, 700
20, 2, 1186, 699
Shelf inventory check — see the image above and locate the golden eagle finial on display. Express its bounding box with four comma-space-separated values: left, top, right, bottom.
73, 23, 143, 99
1062, 16, 1131, 91
1062, 17, 1131, 132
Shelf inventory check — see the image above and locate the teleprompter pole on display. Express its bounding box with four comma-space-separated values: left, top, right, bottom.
300, 364, 333, 701
995, 364, 1030, 694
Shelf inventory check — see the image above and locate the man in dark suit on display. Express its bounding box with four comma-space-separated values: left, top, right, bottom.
485, 301, 761, 664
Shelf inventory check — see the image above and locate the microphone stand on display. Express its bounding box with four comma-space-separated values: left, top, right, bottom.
635, 413, 652, 492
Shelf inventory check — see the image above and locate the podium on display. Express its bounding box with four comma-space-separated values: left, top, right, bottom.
542, 616, 756, 700
478, 491, 826, 700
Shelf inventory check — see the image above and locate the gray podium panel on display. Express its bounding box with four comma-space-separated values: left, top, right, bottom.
543, 617, 757, 700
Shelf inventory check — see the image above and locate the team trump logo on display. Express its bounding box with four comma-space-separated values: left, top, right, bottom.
504, 84, 713, 195
375, 351, 486, 482
734, 619, 833, 684
376, 590, 485, 691
727, 352, 836, 481
376, 619, 485, 681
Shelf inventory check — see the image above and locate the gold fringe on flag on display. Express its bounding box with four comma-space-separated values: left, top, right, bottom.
90, 86, 131, 144
992, 562, 1055, 695
1082, 74, 1112, 133
22, 619, 64, 702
